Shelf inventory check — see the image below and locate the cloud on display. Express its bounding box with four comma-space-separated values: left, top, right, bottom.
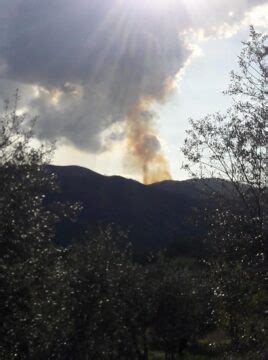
180, 0, 268, 42
0, 0, 190, 151
0, 0, 266, 152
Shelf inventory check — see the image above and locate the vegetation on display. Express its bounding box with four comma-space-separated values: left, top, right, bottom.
0, 92, 80, 359
182, 26, 267, 358
0, 28, 267, 359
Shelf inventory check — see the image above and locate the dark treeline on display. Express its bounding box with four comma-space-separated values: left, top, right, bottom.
0, 28, 267, 359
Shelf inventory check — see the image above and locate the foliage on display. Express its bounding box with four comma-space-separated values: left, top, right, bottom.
182, 26, 268, 221
204, 211, 266, 354
64, 228, 143, 359
63, 229, 211, 360
0, 92, 80, 359
149, 256, 212, 359
182, 27, 268, 357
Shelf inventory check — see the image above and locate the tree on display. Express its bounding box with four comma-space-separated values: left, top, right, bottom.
150, 256, 212, 359
205, 210, 266, 355
182, 26, 268, 225
182, 27, 268, 356
65, 226, 151, 360
0, 92, 80, 359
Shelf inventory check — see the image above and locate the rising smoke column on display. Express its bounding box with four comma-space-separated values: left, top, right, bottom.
124, 97, 171, 184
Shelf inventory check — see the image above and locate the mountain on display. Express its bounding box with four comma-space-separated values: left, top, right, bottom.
47, 165, 215, 255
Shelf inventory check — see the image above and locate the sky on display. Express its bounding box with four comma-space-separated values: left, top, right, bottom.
0, 0, 268, 183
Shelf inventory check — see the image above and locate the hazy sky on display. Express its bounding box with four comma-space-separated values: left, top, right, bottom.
0, 0, 267, 182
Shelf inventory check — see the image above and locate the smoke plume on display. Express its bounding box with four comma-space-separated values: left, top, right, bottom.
125, 98, 171, 184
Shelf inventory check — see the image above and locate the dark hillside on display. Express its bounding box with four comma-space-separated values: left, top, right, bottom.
47, 165, 212, 253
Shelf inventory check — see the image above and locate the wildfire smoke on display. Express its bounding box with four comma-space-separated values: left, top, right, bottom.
124, 97, 172, 184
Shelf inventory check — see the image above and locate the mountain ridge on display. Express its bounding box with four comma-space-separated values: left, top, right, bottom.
47, 165, 215, 254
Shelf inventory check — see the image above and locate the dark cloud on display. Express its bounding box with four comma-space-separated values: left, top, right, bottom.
0, 0, 266, 151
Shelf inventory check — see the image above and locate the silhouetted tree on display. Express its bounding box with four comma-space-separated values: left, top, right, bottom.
64, 227, 155, 360
0, 92, 80, 359
182, 27, 268, 357
183, 26, 268, 227
205, 210, 266, 356
149, 256, 212, 359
